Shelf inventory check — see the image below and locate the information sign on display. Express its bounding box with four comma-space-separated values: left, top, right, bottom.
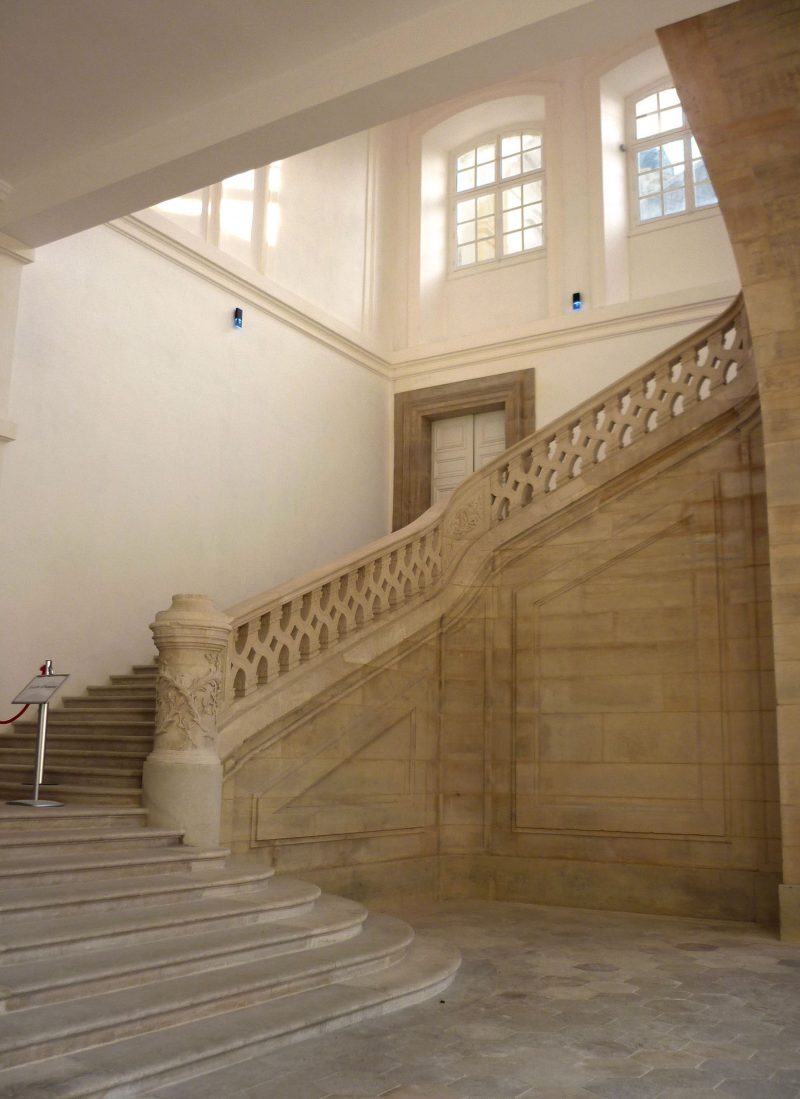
13, 674, 70, 705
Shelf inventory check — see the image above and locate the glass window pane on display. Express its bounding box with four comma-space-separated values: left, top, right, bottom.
522, 149, 542, 173
522, 133, 540, 151
503, 186, 522, 210
638, 146, 660, 171
504, 208, 522, 233
660, 105, 683, 132
523, 226, 543, 249
695, 180, 718, 206
502, 154, 521, 178
477, 238, 496, 262
664, 188, 686, 214
477, 194, 494, 217
522, 180, 542, 203
636, 113, 659, 140
523, 204, 542, 227
476, 215, 494, 240
457, 222, 476, 244
636, 92, 658, 116
638, 170, 662, 196
456, 149, 475, 170
476, 162, 495, 187
501, 135, 521, 156
456, 198, 475, 222
693, 158, 709, 183
690, 136, 701, 159
457, 243, 476, 266
504, 231, 523, 254
476, 143, 495, 164
662, 140, 685, 166
640, 194, 662, 220
662, 165, 685, 190
659, 87, 680, 108
456, 168, 475, 192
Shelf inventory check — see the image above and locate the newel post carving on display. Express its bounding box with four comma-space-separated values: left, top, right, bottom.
142, 594, 232, 848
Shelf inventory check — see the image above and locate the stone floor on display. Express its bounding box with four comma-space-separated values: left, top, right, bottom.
145, 900, 800, 1099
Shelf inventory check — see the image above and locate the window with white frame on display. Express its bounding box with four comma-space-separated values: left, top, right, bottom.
453, 130, 544, 269
629, 85, 717, 224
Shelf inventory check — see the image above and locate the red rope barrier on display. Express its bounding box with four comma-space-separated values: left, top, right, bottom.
0, 664, 49, 725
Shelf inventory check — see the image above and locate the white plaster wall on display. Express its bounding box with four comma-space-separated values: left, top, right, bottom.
266, 133, 370, 332
0, 225, 391, 705
629, 213, 737, 301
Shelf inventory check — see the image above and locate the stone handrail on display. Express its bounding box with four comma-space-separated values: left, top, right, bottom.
223, 295, 752, 703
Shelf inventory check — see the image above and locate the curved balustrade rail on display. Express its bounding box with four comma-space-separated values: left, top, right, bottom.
226, 296, 752, 702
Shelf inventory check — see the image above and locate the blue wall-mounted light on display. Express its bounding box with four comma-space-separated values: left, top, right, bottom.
233, 307, 243, 329
572, 292, 583, 312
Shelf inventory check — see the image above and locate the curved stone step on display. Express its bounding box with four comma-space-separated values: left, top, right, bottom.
0, 863, 276, 922
0, 826, 182, 859
0, 934, 460, 1097
0, 844, 227, 887
0, 913, 415, 1067
0, 893, 367, 1009
0, 876, 320, 963
0, 806, 148, 833
0, 761, 142, 788
0, 780, 142, 806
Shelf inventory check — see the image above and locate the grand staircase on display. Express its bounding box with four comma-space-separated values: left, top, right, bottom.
0, 670, 459, 1097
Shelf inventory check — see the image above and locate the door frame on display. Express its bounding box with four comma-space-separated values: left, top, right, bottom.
392, 369, 536, 530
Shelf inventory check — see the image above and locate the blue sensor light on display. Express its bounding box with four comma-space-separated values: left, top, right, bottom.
572, 292, 583, 312
233, 307, 243, 329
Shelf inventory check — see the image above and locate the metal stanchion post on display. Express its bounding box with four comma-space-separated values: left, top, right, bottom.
8, 659, 65, 808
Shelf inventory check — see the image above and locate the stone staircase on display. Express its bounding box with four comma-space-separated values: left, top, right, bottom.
0, 662, 157, 805
0, 672, 460, 1096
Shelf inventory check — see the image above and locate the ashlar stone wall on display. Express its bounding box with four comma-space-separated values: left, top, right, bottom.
222, 412, 778, 924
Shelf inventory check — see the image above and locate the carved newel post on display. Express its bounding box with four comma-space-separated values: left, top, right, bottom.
142, 594, 232, 848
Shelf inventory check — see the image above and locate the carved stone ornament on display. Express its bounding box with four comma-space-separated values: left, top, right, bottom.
155, 651, 222, 752
447, 496, 483, 541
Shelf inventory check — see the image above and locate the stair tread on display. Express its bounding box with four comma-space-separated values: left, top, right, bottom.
0, 876, 318, 955
0, 893, 366, 1000
0, 845, 224, 877
0, 826, 182, 848
0, 806, 146, 824
0, 934, 460, 1096
0, 914, 413, 1057
0, 862, 275, 914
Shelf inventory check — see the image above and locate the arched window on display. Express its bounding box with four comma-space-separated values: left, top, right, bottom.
453, 130, 544, 269
629, 85, 717, 225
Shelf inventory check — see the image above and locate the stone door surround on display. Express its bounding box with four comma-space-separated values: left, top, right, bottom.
392, 371, 536, 530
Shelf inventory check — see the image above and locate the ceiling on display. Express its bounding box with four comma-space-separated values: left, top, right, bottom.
0, 0, 731, 247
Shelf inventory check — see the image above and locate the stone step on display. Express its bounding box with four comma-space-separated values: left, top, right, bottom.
0, 780, 142, 806
0, 761, 142, 789
0, 914, 415, 1068
0, 934, 460, 1096
4, 734, 152, 755
0, 876, 319, 963
0, 863, 275, 923
87, 686, 155, 698
0, 844, 226, 887
32, 713, 154, 729
0, 806, 148, 833
110, 673, 156, 687
0, 825, 183, 859
0, 893, 366, 1009
0, 745, 149, 766
130, 664, 158, 676
62, 698, 155, 715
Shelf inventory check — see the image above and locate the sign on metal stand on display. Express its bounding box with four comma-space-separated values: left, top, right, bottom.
7, 660, 70, 807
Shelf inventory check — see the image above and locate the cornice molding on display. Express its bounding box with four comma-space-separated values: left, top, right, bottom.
111, 213, 738, 391
0, 231, 34, 264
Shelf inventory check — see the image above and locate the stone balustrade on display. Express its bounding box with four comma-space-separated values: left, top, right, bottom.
221, 295, 752, 704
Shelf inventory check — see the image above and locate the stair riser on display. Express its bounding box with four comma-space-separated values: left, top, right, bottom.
0, 835, 181, 859
0, 899, 317, 964
0, 875, 274, 923
0, 946, 410, 1069
30, 717, 154, 729
0, 786, 142, 806
0, 811, 147, 833
3, 771, 142, 790
0, 856, 222, 888
0, 752, 148, 769
5, 922, 365, 1010
61, 705, 155, 717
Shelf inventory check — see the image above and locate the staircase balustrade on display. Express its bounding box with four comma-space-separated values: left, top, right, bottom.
223, 295, 753, 703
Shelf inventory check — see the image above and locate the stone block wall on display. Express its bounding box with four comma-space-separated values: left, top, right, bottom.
223, 412, 778, 924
